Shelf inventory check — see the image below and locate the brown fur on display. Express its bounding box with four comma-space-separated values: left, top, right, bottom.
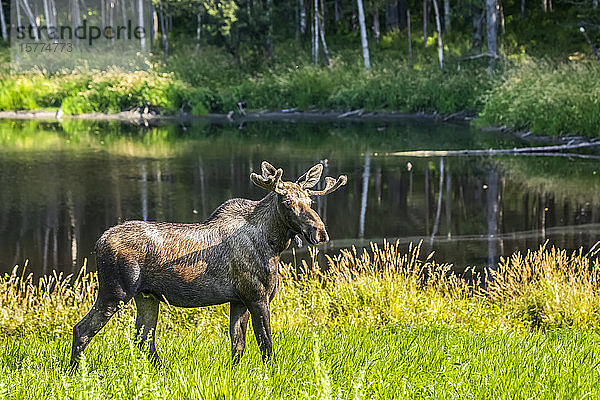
69, 161, 346, 371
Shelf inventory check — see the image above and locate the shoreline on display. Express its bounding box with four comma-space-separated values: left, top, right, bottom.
2, 108, 591, 146
0, 108, 474, 124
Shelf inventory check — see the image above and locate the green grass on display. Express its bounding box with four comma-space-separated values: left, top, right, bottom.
2, 35, 600, 137
478, 61, 600, 136
2, 242, 600, 397
3, 325, 600, 399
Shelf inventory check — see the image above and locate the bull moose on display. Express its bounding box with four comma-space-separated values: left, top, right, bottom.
69, 161, 347, 371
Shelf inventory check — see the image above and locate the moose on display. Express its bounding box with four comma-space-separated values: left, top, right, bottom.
69, 161, 347, 371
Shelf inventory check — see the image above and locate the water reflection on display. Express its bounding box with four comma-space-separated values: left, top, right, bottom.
0, 119, 599, 276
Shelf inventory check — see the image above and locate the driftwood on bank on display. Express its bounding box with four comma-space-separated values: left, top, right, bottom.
461, 52, 502, 61
388, 141, 600, 157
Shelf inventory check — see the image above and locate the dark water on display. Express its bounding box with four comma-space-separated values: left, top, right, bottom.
1, 118, 599, 277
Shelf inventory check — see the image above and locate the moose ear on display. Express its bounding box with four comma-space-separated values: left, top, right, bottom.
261, 161, 278, 178
297, 163, 323, 189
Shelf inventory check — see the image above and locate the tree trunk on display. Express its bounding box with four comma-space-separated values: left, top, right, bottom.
160, 4, 168, 59
138, 0, 146, 49
295, 0, 299, 40
109, 0, 114, 42
71, 0, 81, 31
16, 0, 22, 32
373, 6, 380, 42
357, 0, 371, 69
423, 0, 429, 47
153, 6, 159, 42
0, 0, 7, 40
398, 0, 407, 29
319, 0, 332, 65
432, 0, 444, 68
334, 0, 341, 22
407, 9, 413, 65
443, 0, 450, 32
42, 0, 51, 38
50, 0, 57, 31
196, 12, 201, 48
101, 0, 106, 31
385, 0, 398, 31
312, 0, 319, 64
486, 0, 498, 61
21, 0, 40, 41
121, 0, 129, 41
498, 0, 504, 35
521, 0, 525, 18
300, 0, 307, 37
472, 2, 484, 52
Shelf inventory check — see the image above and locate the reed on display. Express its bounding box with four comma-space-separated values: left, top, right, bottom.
2, 243, 600, 398
3, 241, 600, 334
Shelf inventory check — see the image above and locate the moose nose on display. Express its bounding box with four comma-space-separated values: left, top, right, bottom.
315, 228, 329, 244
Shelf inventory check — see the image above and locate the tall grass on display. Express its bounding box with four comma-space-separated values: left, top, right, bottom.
2, 242, 600, 398
0, 70, 218, 115
3, 242, 600, 335
478, 61, 600, 136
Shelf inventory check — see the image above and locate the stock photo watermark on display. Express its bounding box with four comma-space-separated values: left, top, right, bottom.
10, 0, 152, 72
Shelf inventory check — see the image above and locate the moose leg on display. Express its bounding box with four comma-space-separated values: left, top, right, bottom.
248, 300, 273, 362
134, 293, 161, 366
229, 301, 250, 364
69, 298, 121, 372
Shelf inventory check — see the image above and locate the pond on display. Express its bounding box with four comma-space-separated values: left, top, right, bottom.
1, 118, 599, 277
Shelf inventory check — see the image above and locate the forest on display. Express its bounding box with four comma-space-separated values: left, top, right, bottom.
0, 0, 600, 136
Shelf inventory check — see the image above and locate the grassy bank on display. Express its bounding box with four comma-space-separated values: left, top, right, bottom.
2, 242, 600, 398
2, 41, 600, 138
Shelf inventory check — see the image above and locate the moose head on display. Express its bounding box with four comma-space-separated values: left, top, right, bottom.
250, 161, 347, 246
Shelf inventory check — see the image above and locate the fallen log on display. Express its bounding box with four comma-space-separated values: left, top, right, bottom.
387, 142, 600, 157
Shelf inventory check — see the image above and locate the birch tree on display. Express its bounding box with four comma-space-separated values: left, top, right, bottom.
300, 0, 306, 38
0, 0, 7, 40
20, 0, 40, 40
372, 6, 380, 42
357, 0, 371, 69
319, 0, 332, 65
312, 0, 319, 63
138, 0, 146, 49
42, 0, 52, 38
196, 12, 201, 43
160, 3, 168, 57
486, 0, 498, 60
432, 0, 443, 68
121, 0, 129, 41
443, 0, 450, 31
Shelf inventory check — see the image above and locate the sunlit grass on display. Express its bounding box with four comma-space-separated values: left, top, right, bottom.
2, 242, 600, 397
478, 61, 600, 137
